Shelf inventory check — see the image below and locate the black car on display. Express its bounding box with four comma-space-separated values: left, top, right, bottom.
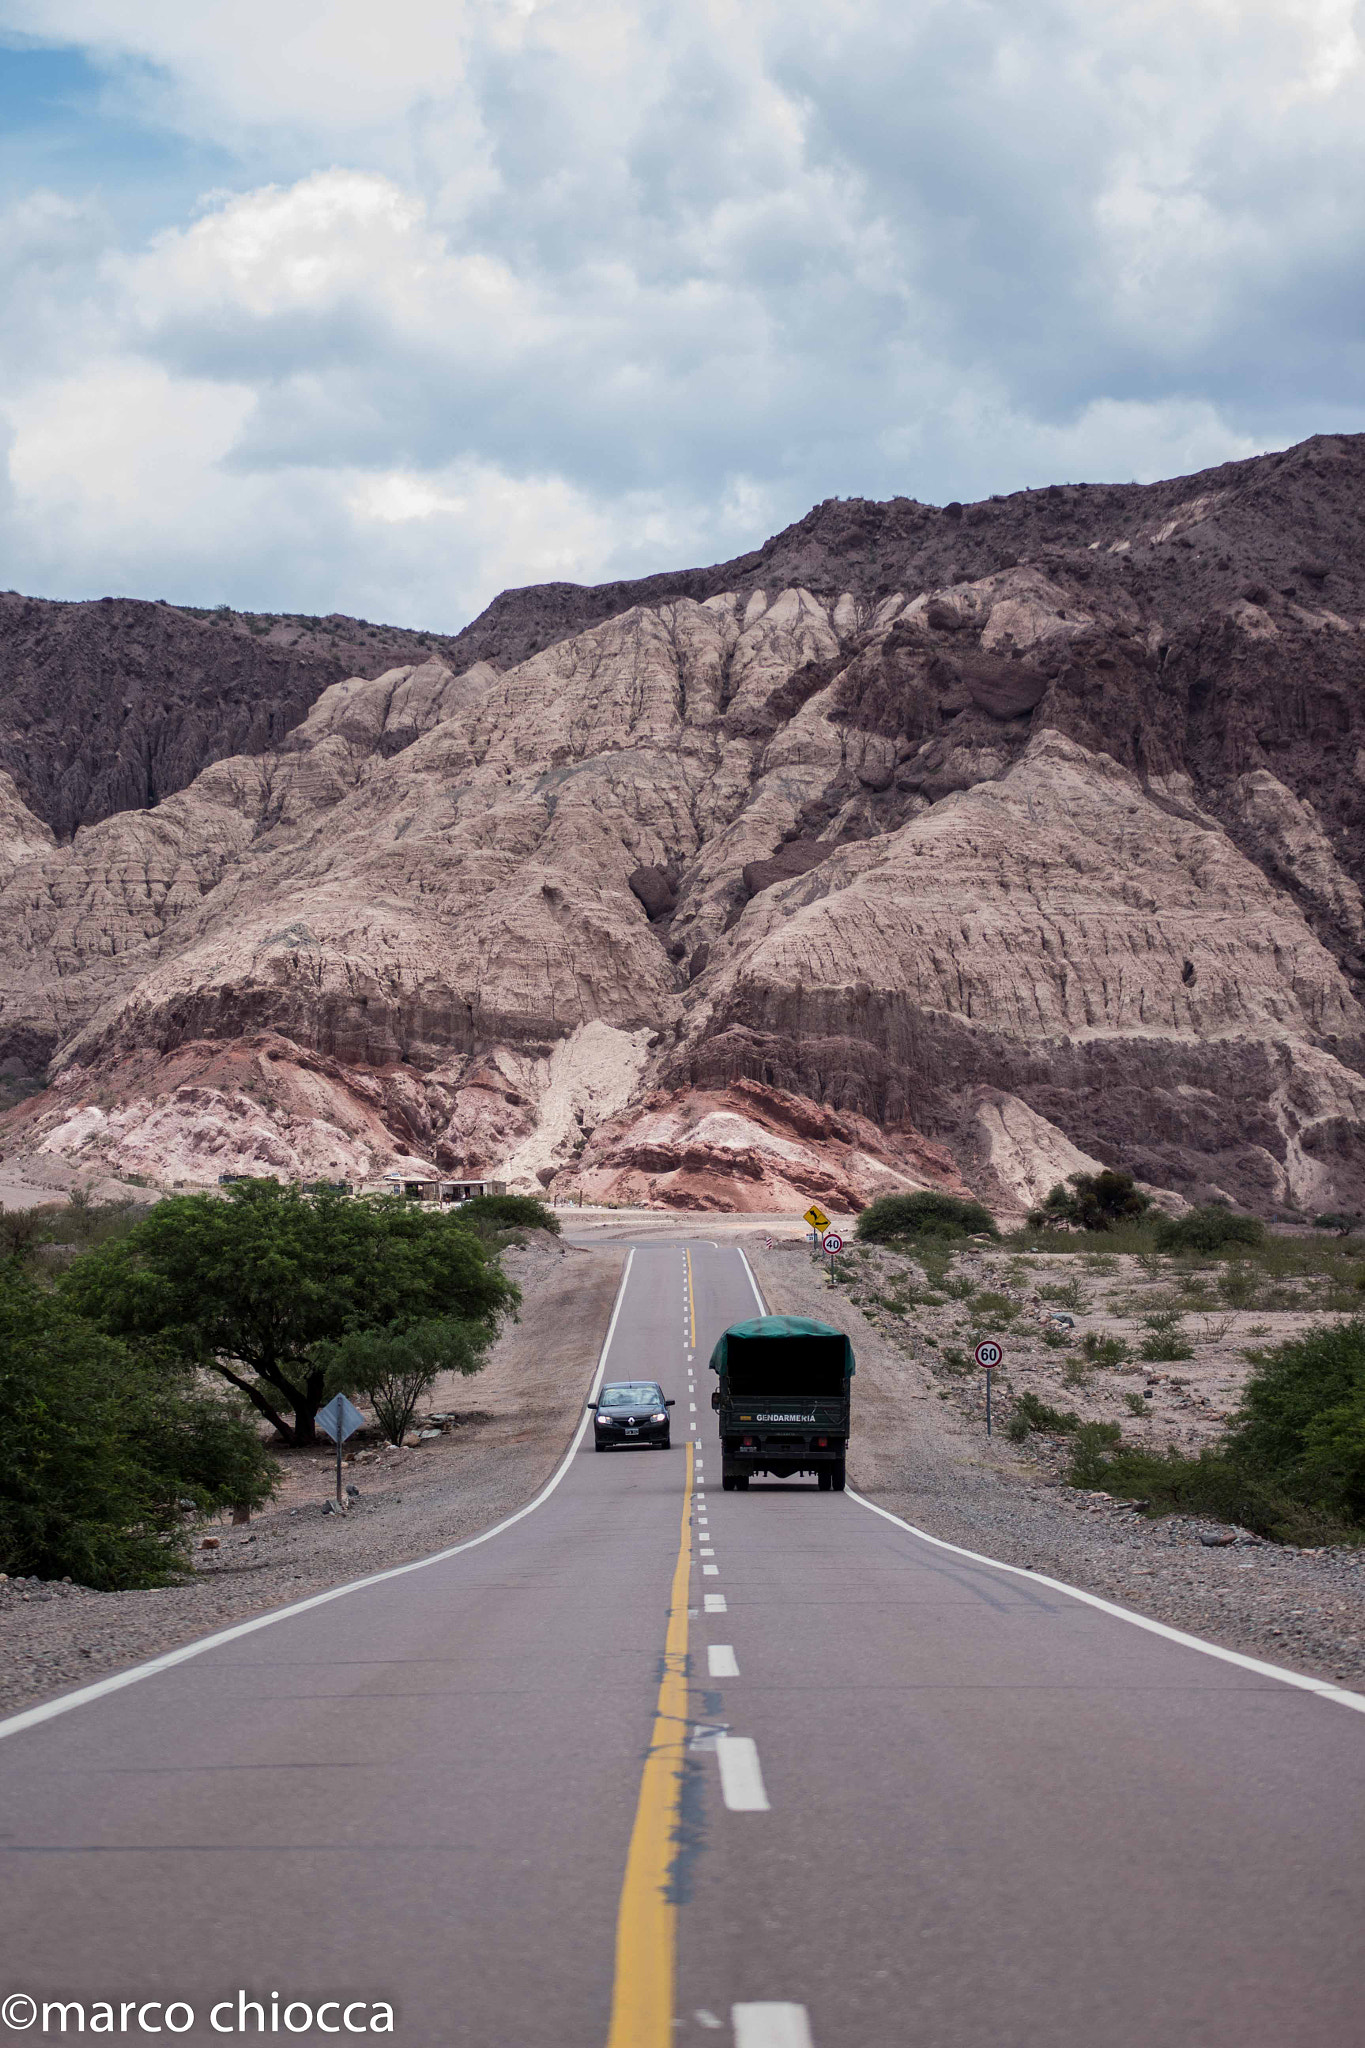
590, 1381, 674, 1450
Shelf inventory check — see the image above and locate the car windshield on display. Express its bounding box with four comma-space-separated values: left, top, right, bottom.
599, 1384, 662, 1409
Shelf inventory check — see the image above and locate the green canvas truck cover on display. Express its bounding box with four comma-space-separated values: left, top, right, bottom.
708, 1315, 855, 1394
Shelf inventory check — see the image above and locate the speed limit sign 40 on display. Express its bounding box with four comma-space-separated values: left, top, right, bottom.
822, 1231, 844, 1254
974, 1339, 1003, 1369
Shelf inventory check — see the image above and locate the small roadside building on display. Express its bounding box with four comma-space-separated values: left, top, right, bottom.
379, 1172, 508, 1205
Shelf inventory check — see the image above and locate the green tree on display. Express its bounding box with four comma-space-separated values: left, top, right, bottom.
0, 1271, 275, 1588
319, 1318, 492, 1445
1028, 1169, 1152, 1233
855, 1191, 998, 1243
1153, 1204, 1265, 1253
452, 1194, 560, 1236
62, 1180, 516, 1446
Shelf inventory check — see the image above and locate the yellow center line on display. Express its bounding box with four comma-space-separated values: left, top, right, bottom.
605, 1439, 694, 2048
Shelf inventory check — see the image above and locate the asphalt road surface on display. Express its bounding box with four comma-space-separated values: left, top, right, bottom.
1, 1241, 1363, 2048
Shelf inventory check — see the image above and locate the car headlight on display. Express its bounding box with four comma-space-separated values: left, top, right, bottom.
595, 1414, 612, 1425
651, 1411, 667, 1423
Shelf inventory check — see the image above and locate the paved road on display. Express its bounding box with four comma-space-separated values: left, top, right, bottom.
1, 1241, 1363, 2048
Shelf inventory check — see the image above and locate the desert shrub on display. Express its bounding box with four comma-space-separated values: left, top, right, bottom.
938, 1347, 971, 1374
0, 1273, 274, 1588
1074, 1321, 1365, 1541
451, 1193, 561, 1236
1217, 1262, 1260, 1309
969, 1291, 1019, 1324
1081, 1332, 1130, 1366
1155, 1206, 1265, 1254
856, 1192, 998, 1243
1068, 1420, 1124, 1483
1124, 1392, 1149, 1417
1038, 1278, 1089, 1310
1027, 1170, 1151, 1234
1006, 1392, 1080, 1442
942, 1275, 978, 1300
1138, 1310, 1194, 1362
1315, 1213, 1361, 1238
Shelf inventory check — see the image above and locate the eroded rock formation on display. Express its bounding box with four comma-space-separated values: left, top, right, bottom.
2, 434, 1364, 1213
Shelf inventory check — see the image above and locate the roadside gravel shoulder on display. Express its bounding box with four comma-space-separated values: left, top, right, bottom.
0, 1236, 624, 1719
747, 1237, 1365, 1693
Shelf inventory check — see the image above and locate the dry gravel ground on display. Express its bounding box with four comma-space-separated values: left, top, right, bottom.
747, 1236, 1365, 1691
0, 1235, 624, 1718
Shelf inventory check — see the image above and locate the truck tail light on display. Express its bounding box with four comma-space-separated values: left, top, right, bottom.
816, 1438, 827, 1448
741, 1435, 757, 1448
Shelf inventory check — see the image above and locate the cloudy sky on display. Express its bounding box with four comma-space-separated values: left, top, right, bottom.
0, 1, 1362, 630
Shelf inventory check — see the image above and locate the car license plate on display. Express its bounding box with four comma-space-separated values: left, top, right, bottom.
625, 1427, 640, 1436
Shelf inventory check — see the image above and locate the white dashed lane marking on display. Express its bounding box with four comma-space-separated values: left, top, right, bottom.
704, 1593, 727, 1612
707, 1645, 739, 1678
716, 1736, 769, 1812
732, 2004, 813, 2048
703, 1564, 719, 1576
700, 1548, 715, 1558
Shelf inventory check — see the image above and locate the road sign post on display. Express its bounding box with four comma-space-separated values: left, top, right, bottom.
974, 1340, 1003, 1436
822, 1230, 844, 1283
804, 1205, 832, 1262
316, 1393, 367, 1506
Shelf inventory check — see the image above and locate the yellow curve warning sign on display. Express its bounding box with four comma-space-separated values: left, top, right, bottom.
803, 1204, 831, 1232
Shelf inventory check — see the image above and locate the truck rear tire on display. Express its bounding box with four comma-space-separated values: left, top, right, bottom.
722, 1475, 735, 1492
831, 1460, 846, 1491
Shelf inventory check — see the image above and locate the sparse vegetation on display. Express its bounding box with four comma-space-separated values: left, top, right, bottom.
1067, 1320, 1365, 1543
1154, 1205, 1265, 1254
1138, 1309, 1194, 1362
1006, 1392, 1080, 1442
1081, 1332, 1130, 1366
1027, 1169, 1152, 1234
855, 1191, 999, 1244
445, 1194, 560, 1237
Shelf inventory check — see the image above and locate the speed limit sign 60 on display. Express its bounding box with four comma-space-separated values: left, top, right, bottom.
974, 1339, 1003, 1369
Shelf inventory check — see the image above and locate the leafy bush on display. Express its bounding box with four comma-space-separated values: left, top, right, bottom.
939, 1347, 971, 1374
855, 1192, 998, 1243
1154, 1206, 1265, 1254
1027, 1170, 1152, 1233
1068, 1420, 1124, 1483
451, 1193, 560, 1236
1038, 1278, 1089, 1310
969, 1291, 1019, 1323
1138, 1310, 1194, 1362
1005, 1392, 1080, 1442
0, 1273, 275, 1588
1072, 1321, 1365, 1541
1124, 1392, 1149, 1417
1314, 1212, 1361, 1238
1081, 1332, 1130, 1366
62, 1180, 516, 1445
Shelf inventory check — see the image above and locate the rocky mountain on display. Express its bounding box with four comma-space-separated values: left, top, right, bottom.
0, 432, 1362, 1214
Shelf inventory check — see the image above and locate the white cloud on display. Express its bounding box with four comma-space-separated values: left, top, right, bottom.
0, 0, 1362, 622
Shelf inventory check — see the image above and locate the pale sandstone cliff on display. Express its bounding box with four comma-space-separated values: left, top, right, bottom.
2, 442, 1364, 1212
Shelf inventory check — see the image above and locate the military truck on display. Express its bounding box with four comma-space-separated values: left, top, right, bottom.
708, 1314, 854, 1492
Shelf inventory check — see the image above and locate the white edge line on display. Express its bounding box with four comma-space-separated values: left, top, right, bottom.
0, 1246, 638, 1746
737, 1245, 766, 1316
847, 1486, 1365, 1717
740, 1239, 1365, 1719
